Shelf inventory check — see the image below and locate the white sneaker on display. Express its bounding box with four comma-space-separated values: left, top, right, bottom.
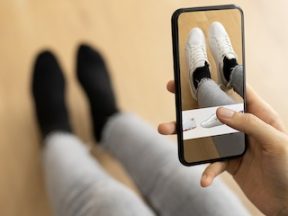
208, 21, 237, 88
186, 28, 209, 100
200, 113, 223, 128
183, 117, 197, 131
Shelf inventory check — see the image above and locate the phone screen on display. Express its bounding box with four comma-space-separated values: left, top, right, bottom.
172, 5, 246, 165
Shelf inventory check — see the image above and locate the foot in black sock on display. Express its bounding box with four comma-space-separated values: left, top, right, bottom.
223, 56, 238, 83
193, 61, 211, 89
32, 51, 72, 139
76, 44, 119, 142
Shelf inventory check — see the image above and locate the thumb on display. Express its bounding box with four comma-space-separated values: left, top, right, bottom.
216, 107, 284, 149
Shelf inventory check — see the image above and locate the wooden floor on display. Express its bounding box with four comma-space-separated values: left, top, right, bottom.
1, 0, 288, 215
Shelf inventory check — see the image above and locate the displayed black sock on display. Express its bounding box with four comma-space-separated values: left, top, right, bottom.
193, 61, 211, 89
76, 44, 119, 142
223, 56, 238, 82
32, 51, 72, 139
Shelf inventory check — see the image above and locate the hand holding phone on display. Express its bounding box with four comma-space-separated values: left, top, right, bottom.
158, 5, 288, 215
159, 80, 288, 215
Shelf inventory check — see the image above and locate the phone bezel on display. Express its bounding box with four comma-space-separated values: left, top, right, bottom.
171, 4, 248, 166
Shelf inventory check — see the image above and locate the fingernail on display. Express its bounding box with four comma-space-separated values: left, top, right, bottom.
202, 173, 207, 180
201, 174, 211, 187
218, 107, 235, 119
203, 174, 210, 182
201, 174, 207, 187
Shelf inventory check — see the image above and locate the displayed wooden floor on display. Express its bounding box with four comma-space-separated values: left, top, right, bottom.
178, 9, 243, 111
1, 0, 288, 215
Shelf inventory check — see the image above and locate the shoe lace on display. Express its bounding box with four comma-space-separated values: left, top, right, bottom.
187, 44, 207, 68
214, 36, 235, 58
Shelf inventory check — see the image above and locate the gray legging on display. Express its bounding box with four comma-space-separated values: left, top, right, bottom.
43, 112, 249, 215
197, 65, 244, 107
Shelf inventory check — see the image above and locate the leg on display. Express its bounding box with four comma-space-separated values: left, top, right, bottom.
230, 65, 244, 98
197, 79, 235, 108
209, 22, 244, 98
102, 113, 250, 216
76, 45, 249, 215
44, 132, 155, 216
32, 51, 154, 216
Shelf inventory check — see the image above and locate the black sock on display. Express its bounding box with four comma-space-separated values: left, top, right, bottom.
223, 56, 238, 82
76, 44, 118, 142
32, 51, 72, 139
193, 61, 211, 89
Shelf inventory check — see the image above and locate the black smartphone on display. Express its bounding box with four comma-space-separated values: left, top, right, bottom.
171, 4, 247, 166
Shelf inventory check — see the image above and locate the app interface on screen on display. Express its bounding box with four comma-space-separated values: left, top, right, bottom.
177, 8, 245, 163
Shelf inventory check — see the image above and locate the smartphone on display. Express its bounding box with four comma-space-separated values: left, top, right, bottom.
171, 4, 247, 166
